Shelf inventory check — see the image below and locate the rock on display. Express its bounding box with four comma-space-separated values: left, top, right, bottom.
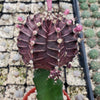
75, 94, 84, 100
0, 42, 6, 47
0, 54, 5, 60
19, 4, 25, 10
15, 90, 20, 98
13, 54, 20, 61
38, 2, 43, 8
3, 27, 10, 33
13, 71, 19, 77
2, 15, 10, 20
15, 90, 24, 98
5, 5, 10, 10
73, 70, 81, 77
19, 90, 24, 97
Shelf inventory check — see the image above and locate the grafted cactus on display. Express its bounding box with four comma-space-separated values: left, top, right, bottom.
17, 0, 82, 100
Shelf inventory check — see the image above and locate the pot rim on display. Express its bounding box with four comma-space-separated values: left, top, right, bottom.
23, 87, 71, 100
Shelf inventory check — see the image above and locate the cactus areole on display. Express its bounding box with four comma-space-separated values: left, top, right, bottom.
17, 0, 82, 100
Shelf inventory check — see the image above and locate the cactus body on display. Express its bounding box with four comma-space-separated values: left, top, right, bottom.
88, 49, 99, 59
33, 69, 63, 100
87, 38, 96, 48
81, 11, 90, 18
90, 61, 100, 70
17, 12, 78, 70
80, 3, 88, 10
84, 29, 95, 38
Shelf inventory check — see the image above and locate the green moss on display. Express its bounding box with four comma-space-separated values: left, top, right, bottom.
94, 20, 100, 27
97, 39, 100, 46
90, 61, 100, 70
93, 72, 100, 83
92, 11, 100, 18
78, 0, 86, 3
88, 0, 97, 3
84, 20, 93, 27
94, 85, 100, 96
97, 31, 100, 38
87, 38, 96, 48
80, 3, 88, 10
81, 11, 91, 18
84, 29, 95, 38
88, 49, 99, 59
0, 4, 3, 12
90, 4, 99, 12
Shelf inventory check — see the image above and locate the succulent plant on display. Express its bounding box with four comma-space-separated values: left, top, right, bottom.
97, 31, 100, 38
88, 49, 99, 59
90, 61, 100, 70
81, 11, 91, 18
90, 4, 99, 12
17, 0, 82, 100
80, 3, 88, 10
86, 38, 96, 48
88, 0, 97, 3
84, 20, 93, 27
84, 29, 95, 38
94, 20, 100, 27
92, 12, 100, 18
78, 0, 86, 3
94, 85, 100, 96
93, 72, 100, 83
97, 39, 100, 46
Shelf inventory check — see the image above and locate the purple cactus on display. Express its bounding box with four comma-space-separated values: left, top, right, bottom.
17, 11, 82, 70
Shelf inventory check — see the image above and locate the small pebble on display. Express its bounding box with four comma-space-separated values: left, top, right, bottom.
0, 54, 5, 60
19, 4, 25, 10
13, 71, 19, 77
3, 27, 10, 33
5, 5, 10, 10
38, 2, 43, 8
15, 90, 24, 98
2, 15, 10, 20
73, 70, 81, 77
75, 94, 84, 100
13, 54, 20, 61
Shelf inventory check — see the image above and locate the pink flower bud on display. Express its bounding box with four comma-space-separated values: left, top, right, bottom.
16, 24, 20, 28
18, 17, 23, 22
76, 24, 83, 32
64, 9, 70, 15
73, 24, 83, 33
48, 69, 61, 82
56, 27, 61, 32
30, 40, 35, 46
67, 20, 72, 25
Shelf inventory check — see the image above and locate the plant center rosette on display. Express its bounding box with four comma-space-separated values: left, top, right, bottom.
17, 0, 83, 100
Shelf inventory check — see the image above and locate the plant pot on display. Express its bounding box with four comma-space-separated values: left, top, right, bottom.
23, 87, 71, 100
